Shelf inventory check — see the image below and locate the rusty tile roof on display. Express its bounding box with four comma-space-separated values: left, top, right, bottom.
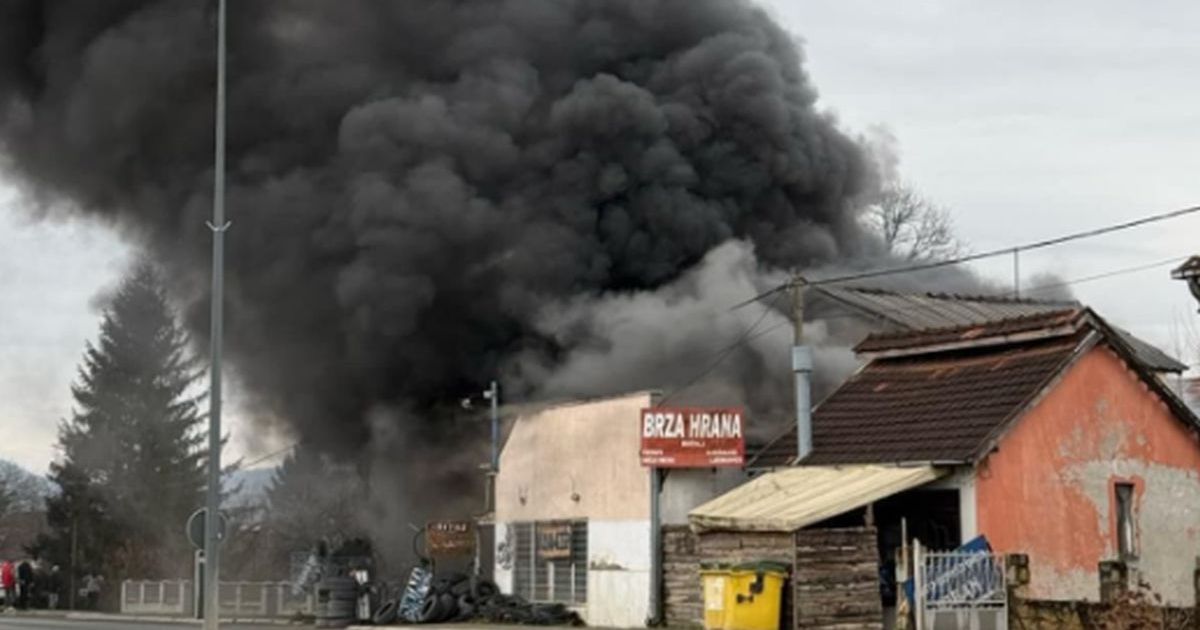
752, 336, 1084, 467
855, 309, 1084, 354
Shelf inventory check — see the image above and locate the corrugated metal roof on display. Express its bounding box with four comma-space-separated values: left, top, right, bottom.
813, 286, 1075, 331
813, 286, 1185, 372
689, 464, 945, 533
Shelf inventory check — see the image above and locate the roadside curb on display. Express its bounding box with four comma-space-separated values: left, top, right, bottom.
63, 611, 306, 625
67, 612, 199, 624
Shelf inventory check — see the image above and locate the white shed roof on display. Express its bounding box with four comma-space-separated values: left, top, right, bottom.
688, 464, 945, 533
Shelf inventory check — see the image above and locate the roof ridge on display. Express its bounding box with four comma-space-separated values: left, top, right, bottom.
830, 284, 1079, 307
856, 308, 1084, 353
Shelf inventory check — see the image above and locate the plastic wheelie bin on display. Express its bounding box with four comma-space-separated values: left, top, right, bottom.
723, 561, 788, 630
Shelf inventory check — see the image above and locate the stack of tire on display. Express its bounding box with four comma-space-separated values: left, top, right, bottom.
374, 572, 495, 624
315, 576, 359, 628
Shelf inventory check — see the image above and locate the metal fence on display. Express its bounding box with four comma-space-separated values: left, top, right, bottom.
914, 544, 1007, 630
511, 520, 588, 604
121, 580, 190, 616
121, 580, 314, 618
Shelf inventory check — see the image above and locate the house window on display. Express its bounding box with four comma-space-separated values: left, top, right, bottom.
512, 520, 587, 604
1115, 483, 1137, 560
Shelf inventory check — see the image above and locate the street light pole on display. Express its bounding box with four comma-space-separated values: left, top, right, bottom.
484, 381, 500, 473
203, 0, 229, 628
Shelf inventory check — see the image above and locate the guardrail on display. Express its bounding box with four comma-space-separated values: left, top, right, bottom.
121, 580, 314, 618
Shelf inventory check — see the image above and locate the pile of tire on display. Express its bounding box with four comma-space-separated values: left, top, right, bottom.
315, 575, 359, 628
372, 572, 583, 626
475, 594, 583, 626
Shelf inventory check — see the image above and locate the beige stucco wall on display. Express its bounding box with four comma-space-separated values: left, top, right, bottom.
495, 391, 653, 522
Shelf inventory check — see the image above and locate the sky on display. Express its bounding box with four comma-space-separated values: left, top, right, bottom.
1, 0, 1199, 473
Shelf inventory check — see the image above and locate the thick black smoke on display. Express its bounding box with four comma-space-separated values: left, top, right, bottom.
0, 0, 877, 458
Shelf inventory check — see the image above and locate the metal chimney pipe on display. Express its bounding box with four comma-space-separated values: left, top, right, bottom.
792, 279, 813, 462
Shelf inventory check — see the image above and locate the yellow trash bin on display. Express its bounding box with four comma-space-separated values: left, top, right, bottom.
724, 562, 789, 630
700, 565, 733, 630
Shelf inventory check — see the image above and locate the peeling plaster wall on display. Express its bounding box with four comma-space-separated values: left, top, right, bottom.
496, 392, 654, 523
976, 345, 1200, 605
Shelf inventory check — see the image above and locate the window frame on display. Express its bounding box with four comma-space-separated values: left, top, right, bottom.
1114, 481, 1137, 561
511, 519, 588, 604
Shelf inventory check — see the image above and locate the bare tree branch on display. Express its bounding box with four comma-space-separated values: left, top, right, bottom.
867, 183, 966, 261
0, 460, 51, 514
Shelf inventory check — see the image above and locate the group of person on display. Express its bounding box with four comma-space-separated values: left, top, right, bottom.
0, 559, 74, 611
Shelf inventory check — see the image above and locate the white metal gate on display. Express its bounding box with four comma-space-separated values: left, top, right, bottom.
914, 543, 1008, 630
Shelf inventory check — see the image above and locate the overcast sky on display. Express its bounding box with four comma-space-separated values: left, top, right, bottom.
2, 0, 1199, 473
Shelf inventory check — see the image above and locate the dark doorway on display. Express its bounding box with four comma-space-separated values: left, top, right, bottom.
874, 489, 961, 609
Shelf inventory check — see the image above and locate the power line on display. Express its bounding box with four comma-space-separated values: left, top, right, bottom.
237, 439, 296, 468
734, 203, 1200, 309
660, 253, 1197, 405
656, 290, 786, 407
1023, 256, 1189, 295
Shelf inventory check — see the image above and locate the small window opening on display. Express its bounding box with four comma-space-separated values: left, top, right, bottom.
1115, 482, 1136, 560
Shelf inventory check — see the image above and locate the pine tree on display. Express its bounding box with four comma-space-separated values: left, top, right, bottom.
41, 261, 208, 584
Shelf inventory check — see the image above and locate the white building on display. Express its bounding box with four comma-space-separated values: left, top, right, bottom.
492, 391, 742, 627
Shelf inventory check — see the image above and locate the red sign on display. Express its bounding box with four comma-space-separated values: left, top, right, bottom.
426, 520, 476, 557
640, 407, 745, 468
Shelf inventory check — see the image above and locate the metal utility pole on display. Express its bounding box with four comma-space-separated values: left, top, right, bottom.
485, 381, 500, 472
1012, 248, 1021, 298
792, 276, 813, 462
203, 0, 229, 628
68, 514, 77, 610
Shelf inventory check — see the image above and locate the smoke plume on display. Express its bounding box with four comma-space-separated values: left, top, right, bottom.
6, 3, 1014, 559
0, 0, 878, 445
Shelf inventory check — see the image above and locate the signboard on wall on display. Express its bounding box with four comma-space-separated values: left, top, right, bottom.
536, 521, 573, 560
639, 407, 746, 468
426, 520, 476, 557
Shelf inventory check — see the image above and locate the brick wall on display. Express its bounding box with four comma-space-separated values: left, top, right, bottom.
1006, 555, 1198, 630
1009, 597, 1195, 629
793, 527, 882, 630
662, 526, 794, 627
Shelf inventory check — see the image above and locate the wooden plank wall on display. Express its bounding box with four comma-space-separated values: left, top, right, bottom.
793, 526, 883, 629
662, 526, 794, 628
663, 526, 882, 629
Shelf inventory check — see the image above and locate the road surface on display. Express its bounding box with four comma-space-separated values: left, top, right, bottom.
0, 617, 291, 630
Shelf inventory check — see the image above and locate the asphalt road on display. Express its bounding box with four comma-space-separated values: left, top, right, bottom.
0, 617, 291, 630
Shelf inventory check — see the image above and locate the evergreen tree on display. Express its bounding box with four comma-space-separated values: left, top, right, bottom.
40, 261, 208, 584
